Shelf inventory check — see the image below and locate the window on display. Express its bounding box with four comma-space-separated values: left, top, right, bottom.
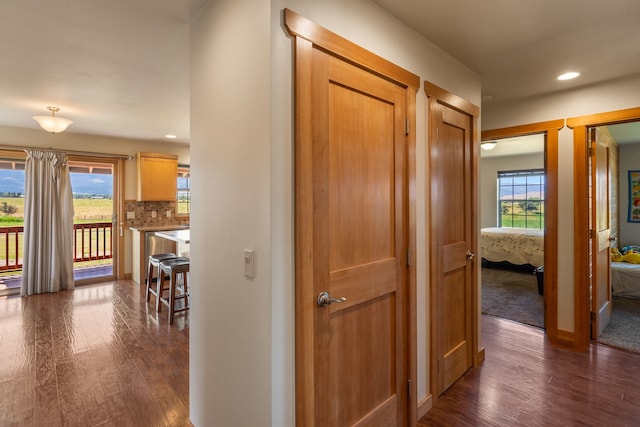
177, 166, 190, 215
498, 169, 544, 229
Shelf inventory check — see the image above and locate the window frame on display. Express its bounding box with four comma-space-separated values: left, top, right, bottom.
176, 165, 190, 217
497, 168, 545, 229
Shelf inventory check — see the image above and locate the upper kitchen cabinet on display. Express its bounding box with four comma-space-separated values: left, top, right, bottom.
136, 152, 178, 201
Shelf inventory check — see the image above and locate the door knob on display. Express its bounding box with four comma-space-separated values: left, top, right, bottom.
608, 237, 617, 242
317, 292, 346, 307
466, 250, 475, 260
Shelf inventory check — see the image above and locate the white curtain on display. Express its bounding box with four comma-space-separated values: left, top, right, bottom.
21, 150, 75, 296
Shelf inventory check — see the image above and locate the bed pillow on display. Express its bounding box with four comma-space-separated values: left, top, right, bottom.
623, 252, 640, 264
622, 245, 640, 254
611, 247, 623, 262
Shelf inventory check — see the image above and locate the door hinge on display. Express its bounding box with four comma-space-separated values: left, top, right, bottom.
590, 311, 596, 321
407, 379, 412, 399
406, 248, 411, 267
405, 117, 410, 136
589, 229, 594, 238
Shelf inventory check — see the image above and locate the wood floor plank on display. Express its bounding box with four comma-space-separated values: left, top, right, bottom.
419, 316, 640, 426
7, 279, 640, 425
0, 280, 191, 427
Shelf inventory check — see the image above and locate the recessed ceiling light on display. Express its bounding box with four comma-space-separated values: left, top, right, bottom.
558, 72, 580, 81
165, 134, 177, 139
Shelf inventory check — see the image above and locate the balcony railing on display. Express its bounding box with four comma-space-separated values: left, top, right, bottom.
0, 222, 113, 272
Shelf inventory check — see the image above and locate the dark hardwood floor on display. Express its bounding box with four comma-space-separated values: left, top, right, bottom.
0, 280, 190, 427
4, 280, 640, 426
418, 316, 640, 426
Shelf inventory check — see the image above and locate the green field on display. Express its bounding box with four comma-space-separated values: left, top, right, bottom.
0, 197, 113, 273
0, 196, 189, 224
0, 196, 112, 226
500, 200, 544, 229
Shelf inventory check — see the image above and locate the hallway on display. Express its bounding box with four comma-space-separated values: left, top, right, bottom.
419, 316, 640, 426
4, 280, 640, 426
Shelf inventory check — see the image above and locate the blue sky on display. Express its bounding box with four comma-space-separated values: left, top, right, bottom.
0, 170, 113, 196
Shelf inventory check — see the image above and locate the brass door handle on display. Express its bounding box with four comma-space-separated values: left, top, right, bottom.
466, 250, 475, 260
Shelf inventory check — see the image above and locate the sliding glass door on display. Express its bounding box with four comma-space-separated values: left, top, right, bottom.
68, 156, 124, 284
0, 151, 125, 294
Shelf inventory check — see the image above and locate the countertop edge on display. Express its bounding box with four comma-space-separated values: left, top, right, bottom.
129, 225, 189, 232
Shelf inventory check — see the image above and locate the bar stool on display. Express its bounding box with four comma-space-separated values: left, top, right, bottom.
157, 257, 190, 324
146, 253, 177, 306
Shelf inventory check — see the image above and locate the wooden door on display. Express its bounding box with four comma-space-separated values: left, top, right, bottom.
286, 10, 419, 427
426, 85, 477, 395
305, 47, 408, 427
591, 128, 612, 339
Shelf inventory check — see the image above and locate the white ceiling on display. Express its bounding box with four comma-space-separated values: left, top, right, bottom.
2, 1, 640, 144
0, 0, 208, 144
607, 122, 640, 145
373, 0, 640, 103
481, 122, 640, 159
480, 134, 544, 158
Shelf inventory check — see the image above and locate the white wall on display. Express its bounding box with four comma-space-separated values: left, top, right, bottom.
482, 72, 640, 333
189, 1, 272, 426
190, 0, 480, 425
481, 153, 544, 229
619, 143, 640, 247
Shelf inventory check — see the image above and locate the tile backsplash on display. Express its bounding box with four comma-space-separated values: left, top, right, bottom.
123, 200, 189, 228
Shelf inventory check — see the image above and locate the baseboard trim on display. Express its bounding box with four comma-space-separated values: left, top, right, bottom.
555, 329, 579, 349
417, 394, 432, 419
476, 347, 485, 365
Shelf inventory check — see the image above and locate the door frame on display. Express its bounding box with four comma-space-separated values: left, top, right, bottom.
425, 82, 480, 404
481, 120, 563, 344
567, 107, 640, 350
284, 9, 420, 426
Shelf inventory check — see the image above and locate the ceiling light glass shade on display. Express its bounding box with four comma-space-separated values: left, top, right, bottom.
481, 141, 497, 150
33, 106, 73, 133
33, 115, 73, 133
557, 71, 580, 81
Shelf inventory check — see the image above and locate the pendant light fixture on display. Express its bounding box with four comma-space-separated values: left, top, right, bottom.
481, 141, 497, 151
33, 106, 73, 134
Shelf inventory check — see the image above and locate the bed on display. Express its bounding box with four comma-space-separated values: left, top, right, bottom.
611, 261, 640, 299
481, 227, 544, 267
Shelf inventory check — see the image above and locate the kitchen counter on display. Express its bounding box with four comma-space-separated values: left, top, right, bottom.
155, 229, 190, 244
129, 224, 189, 232
130, 225, 188, 284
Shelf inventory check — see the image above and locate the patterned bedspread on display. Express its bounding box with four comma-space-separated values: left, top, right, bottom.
611, 262, 640, 299
481, 227, 544, 267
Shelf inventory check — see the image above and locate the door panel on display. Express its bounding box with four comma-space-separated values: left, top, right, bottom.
292, 39, 410, 427
430, 100, 474, 394
288, 10, 419, 425
68, 157, 119, 283
592, 128, 611, 338
315, 53, 407, 426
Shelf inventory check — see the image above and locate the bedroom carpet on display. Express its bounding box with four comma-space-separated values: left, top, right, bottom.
598, 296, 640, 353
481, 267, 544, 328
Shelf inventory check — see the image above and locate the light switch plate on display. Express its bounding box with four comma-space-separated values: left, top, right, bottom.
126, 211, 135, 219
244, 249, 254, 280
151, 210, 157, 218
166, 210, 172, 218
